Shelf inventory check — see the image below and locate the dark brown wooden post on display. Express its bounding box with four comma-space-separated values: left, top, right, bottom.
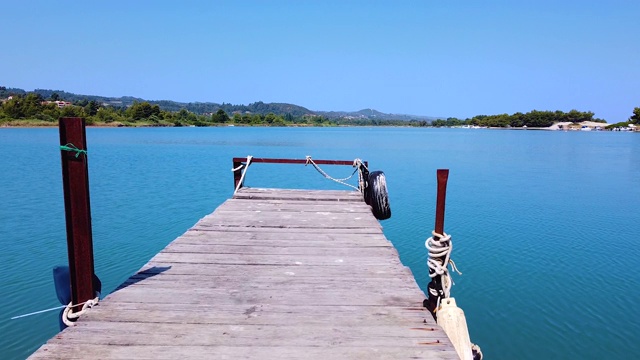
233, 159, 243, 190
425, 169, 449, 318
59, 117, 95, 311
434, 169, 449, 235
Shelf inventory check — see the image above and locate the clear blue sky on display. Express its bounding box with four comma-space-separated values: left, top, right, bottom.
2, 0, 638, 122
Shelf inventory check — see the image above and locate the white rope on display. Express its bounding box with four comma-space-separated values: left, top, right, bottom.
305, 156, 360, 191
11, 305, 65, 320
233, 155, 253, 194
62, 296, 99, 327
353, 158, 368, 172
353, 158, 368, 193
425, 231, 462, 299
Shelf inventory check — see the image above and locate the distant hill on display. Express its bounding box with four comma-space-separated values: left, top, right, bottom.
0, 86, 437, 121
316, 108, 435, 121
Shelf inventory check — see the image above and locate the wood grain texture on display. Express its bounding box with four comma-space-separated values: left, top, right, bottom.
29, 188, 457, 359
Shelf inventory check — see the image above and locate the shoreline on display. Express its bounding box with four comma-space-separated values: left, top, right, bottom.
1, 122, 637, 131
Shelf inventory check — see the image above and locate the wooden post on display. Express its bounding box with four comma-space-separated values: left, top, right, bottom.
232, 159, 243, 190
434, 169, 449, 235
425, 169, 449, 318
59, 117, 95, 311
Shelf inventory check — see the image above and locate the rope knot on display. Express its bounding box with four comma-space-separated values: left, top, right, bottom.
62, 296, 99, 327
60, 143, 87, 158
233, 155, 254, 194
425, 230, 461, 299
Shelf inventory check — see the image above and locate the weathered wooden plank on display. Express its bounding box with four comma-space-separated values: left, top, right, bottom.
81, 309, 431, 328
209, 210, 378, 223
176, 237, 393, 248
178, 229, 394, 247
233, 188, 364, 202
93, 302, 429, 316
218, 198, 371, 208
83, 303, 441, 329
207, 211, 379, 222
194, 215, 382, 230
182, 228, 389, 239
28, 188, 457, 359
101, 286, 424, 307
30, 344, 460, 360
235, 188, 362, 198
148, 252, 403, 266
162, 243, 399, 257
117, 277, 422, 293
139, 262, 414, 278
50, 322, 450, 347
189, 225, 385, 234
210, 205, 371, 214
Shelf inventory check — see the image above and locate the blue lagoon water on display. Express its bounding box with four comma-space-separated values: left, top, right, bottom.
1, 127, 639, 359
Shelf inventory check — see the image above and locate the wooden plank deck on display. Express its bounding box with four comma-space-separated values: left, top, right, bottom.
30, 188, 458, 359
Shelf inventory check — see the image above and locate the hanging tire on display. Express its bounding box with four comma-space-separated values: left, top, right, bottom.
366, 171, 391, 220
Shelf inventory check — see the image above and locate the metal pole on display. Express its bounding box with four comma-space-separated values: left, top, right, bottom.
425, 169, 449, 318
59, 117, 95, 311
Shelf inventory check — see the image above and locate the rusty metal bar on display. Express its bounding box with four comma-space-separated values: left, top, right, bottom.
59, 117, 95, 311
231, 157, 368, 191
231, 157, 367, 167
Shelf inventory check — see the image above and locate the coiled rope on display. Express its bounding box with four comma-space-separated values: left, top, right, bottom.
426, 233, 482, 360
305, 156, 366, 191
354, 158, 368, 194
232, 155, 253, 194
425, 231, 462, 301
62, 296, 100, 327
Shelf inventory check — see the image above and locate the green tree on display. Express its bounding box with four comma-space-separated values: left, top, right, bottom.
264, 113, 278, 125
2, 95, 24, 118
211, 109, 230, 123
127, 102, 160, 121
95, 107, 121, 123
84, 100, 100, 116
22, 93, 44, 118
60, 105, 84, 117
41, 102, 61, 122
249, 114, 263, 125
284, 113, 294, 123
629, 107, 640, 125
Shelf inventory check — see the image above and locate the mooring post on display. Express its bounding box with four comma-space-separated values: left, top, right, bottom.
59, 117, 95, 311
425, 169, 449, 317
232, 159, 243, 190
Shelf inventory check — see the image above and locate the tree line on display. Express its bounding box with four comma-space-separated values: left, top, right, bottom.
1, 89, 638, 128
431, 110, 614, 128
0, 92, 430, 127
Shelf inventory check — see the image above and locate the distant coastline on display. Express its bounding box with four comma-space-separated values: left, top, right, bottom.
2, 86, 639, 130
2, 120, 639, 132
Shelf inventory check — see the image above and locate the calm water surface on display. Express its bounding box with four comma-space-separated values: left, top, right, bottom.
1, 127, 639, 359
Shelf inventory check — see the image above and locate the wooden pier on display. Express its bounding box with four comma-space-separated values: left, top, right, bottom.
30, 188, 458, 359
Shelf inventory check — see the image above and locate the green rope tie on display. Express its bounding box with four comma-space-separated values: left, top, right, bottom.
60, 143, 87, 158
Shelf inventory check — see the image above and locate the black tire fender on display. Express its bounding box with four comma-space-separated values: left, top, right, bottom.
366, 171, 391, 220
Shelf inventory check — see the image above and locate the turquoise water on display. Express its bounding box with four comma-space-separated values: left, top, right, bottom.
1, 127, 639, 359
